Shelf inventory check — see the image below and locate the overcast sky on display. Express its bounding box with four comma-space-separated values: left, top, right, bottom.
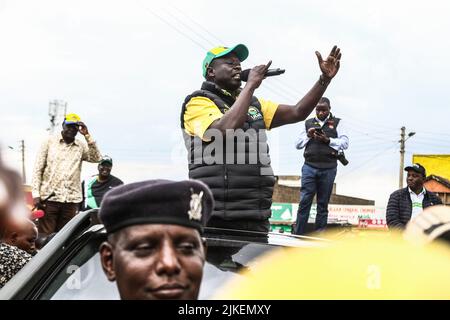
1, 0, 450, 210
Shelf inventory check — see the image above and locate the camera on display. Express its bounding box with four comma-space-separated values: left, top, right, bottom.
337, 150, 349, 166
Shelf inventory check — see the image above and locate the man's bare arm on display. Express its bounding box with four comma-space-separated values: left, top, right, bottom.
270, 46, 342, 129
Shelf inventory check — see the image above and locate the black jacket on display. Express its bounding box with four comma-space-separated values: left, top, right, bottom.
386, 187, 442, 229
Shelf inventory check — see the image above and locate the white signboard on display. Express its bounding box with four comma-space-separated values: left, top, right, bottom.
271, 203, 385, 226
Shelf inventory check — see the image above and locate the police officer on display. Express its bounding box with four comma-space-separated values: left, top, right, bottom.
98, 179, 213, 300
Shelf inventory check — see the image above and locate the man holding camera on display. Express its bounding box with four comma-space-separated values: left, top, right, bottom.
31, 113, 102, 235
293, 97, 349, 235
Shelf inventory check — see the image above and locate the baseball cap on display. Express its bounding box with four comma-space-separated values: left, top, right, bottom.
404, 163, 426, 177
202, 44, 249, 77
64, 113, 81, 125
100, 155, 113, 165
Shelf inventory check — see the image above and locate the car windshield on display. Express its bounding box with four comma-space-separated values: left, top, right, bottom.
41, 228, 298, 300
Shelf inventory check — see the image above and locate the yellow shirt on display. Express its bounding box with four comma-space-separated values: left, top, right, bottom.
184, 96, 279, 140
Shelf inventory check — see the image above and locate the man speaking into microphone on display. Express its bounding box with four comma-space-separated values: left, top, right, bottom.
180, 44, 341, 233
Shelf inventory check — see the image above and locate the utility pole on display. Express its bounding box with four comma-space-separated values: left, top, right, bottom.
399, 127, 406, 189
48, 100, 68, 133
399, 126, 416, 189
7, 140, 27, 183
20, 140, 26, 183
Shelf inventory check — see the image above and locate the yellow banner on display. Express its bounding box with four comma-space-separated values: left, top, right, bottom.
412, 154, 450, 180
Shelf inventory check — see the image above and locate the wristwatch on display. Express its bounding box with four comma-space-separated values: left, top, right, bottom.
319, 74, 331, 86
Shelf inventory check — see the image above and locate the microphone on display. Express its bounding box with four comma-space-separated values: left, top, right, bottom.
240, 68, 285, 82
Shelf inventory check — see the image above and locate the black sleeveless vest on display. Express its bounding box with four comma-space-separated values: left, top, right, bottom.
304, 115, 341, 169
180, 81, 275, 221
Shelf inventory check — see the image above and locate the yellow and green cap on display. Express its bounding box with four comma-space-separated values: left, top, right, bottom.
202, 44, 249, 77
64, 113, 81, 125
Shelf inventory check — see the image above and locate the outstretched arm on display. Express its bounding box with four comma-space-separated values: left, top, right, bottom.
78, 122, 102, 163
270, 46, 342, 129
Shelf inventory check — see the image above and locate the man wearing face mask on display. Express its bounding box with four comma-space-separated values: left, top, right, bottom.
31, 113, 102, 235
293, 97, 349, 235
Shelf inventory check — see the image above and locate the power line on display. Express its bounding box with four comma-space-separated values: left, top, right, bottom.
135, 0, 438, 170
135, 0, 209, 51
410, 137, 450, 145
142, 2, 394, 140
338, 142, 398, 179
159, 7, 218, 48
416, 130, 450, 137
347, 128, 397, 143
165, 2, 315, 103
408, 140, 450, 147
167, 3, 226, 45
335, 110, 399, 131
162, 5, 350, 110
135, 1, 305, 105
342, 118, 398, 133
349, 140, 395, 146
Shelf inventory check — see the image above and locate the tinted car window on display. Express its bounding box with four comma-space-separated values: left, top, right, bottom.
50, 252, 119, 300
39, 232, 111, 300
40, 231, 283, 299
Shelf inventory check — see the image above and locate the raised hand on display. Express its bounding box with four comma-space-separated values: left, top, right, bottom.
77, 122, 90, 136
315, 45, 341, 80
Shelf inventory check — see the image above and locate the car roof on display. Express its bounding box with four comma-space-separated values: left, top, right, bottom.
0, 209, 328, 299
